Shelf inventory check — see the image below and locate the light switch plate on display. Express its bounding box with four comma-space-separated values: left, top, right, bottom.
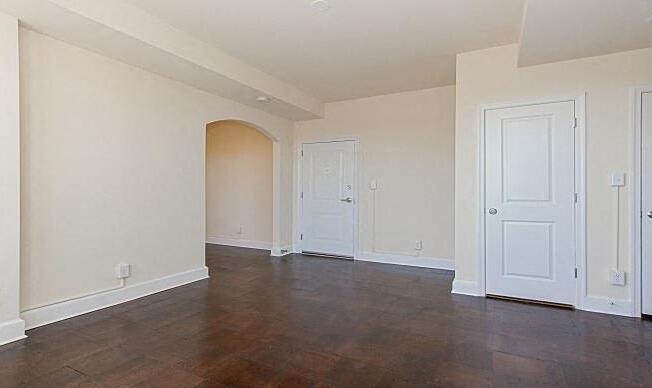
610, 172, 626, 187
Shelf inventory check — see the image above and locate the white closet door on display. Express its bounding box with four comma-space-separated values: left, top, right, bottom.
485, 101, 576, 305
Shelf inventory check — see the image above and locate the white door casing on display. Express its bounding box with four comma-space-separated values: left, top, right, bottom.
301, 141, 355, 257
485, 101, 576, 305
642, 91, 652, 315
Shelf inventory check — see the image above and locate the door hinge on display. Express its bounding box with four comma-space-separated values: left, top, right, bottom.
574, 193, 578, 203
301, 150, 304, 157
574, 268, 578, 278
573, 117, 578, 129
301, 192, 304, 199
300, 233, 303, 240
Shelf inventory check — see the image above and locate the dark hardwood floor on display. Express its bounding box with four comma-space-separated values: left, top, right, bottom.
1, 244, 652, 387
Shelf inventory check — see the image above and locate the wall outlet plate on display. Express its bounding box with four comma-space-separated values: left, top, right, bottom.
609, 269, 626, 286
115, 263, 131, 279
415, 240, 423, 251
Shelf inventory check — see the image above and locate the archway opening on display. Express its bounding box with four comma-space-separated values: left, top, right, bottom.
205, 120, 275, 252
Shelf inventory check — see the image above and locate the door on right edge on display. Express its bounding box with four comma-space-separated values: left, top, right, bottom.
643, 91, 652, 316
485, 101, 576, 305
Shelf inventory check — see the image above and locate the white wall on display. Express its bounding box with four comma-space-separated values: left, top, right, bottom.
294, 87, 456, 266
19, 28, 294, 311
0, 12, 25, 345
206, 121, 273, 247
455, 44, 652, 306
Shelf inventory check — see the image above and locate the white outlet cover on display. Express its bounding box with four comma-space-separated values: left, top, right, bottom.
609, 269, 626, 286
115, 263, 131, 279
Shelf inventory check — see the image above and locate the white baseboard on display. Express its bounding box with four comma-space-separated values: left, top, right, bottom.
206, 236, 272, 250
0, 319, 26, 346
356, 251, 454, 271
451, 278, 484, 296
580, 296, 636, 317
21, 266, 209, 330
271, 245, 293, 257
450, 279, 637, 318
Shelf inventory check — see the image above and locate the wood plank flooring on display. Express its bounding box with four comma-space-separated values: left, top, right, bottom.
1, 244, 651, 387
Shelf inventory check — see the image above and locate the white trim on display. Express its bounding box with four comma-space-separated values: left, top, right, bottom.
452, 280, 483, 296
581, 296, 635, 317
574, 95, 588, 311
356, 252, 454, 270
296, 138, 360, 258
20, 267, 209, 330
0, 319, 26, 346
475, 95, 587, 308
271, 245, 293, 257
206, 236, 272, 250
632, 85, 652, 317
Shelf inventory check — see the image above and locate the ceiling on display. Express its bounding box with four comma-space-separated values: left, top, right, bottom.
123, 0, 525, 102
519, 0, 652, 66
7, 0, 652, 113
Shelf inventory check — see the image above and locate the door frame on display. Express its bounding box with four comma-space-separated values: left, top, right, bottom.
295, 137, 360, 258
477, 94, 587, 308
631, 85, 652, 318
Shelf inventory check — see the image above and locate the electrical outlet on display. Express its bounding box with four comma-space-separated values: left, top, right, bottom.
415, 240, 423, 251
609, 270, 626, 286
115, 263, 131, 279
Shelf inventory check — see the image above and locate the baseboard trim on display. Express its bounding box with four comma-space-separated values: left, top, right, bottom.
21, 266, 209, 330
0, 319, 26, 346
271, 245, 293, 257
206, 236, 272, 250
450, 280, 637, 317
356, 251, 454, 271
580, 296, 635, 317
451, 279, 484, 296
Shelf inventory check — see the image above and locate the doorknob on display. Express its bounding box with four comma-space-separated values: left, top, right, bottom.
488, 208, 498, 215
340, 197, 353, 203
648, 211, 652, 219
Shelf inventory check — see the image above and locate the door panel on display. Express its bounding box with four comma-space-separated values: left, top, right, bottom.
301, 141, 355, 257
485, 101, 576, 305
643, 92, 652, 315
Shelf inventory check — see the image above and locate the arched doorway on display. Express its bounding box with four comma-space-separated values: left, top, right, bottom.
204, 120, 280, 255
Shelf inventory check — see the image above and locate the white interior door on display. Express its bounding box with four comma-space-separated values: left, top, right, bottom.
642, 91, 652, 315
485, 101, 576, 305
301, 141, 355, 257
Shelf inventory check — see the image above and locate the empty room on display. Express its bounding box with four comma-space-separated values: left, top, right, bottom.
1, 0, 652, 387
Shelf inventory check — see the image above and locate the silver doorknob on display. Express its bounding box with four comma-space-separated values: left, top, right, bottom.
648, 211, 652, 219
488, 208, 498, 215
340, 197, 353, 203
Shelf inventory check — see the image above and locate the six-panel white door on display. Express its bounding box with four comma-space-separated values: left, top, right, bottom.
301, 141, 355, 257
485, 101, 576, 305
642, 91, 652, 315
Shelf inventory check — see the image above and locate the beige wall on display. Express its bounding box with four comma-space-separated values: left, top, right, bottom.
295, 87, 456, 261
19, 28, 294, 310
206, 121, 273, 245
455, 44, 652, 302
0, 12, 24, 344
